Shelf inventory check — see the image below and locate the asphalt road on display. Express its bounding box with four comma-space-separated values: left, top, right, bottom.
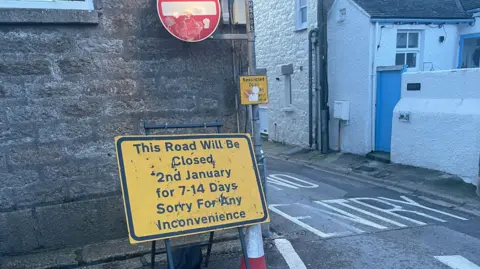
265, 158, 480, 269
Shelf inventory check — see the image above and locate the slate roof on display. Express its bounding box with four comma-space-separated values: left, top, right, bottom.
461, 0, 480, 12
352, 0, 471, 19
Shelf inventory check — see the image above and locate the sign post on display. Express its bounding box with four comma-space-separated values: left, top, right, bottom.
157, 0, 221, 42
241, 1, 270, 268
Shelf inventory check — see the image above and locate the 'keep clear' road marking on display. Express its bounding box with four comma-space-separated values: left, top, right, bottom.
267, 174, 319, 190
435, 255, 480, 269
270, 196, 468, 239
275, 239, 307, 269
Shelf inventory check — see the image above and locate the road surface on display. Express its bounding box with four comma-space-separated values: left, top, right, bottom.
266, 158, 480, 269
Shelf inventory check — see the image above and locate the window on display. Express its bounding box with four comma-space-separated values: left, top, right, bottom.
296, 0, 307, 30
395, 31, 421, 69
458, 34, 480, 68
337, 8, 346, 22
0, 0, 94, 10
285, 74, 292, 106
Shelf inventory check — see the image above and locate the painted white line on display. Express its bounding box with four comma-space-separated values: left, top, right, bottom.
269, 174, 319, 189
435, 255, 480, 269
350, 198, 429, 225
353, 197, 449, 223
322, 199, 407, 228
267, 177, 299, 189
267, 183, 283, 191
380, 196, 469, 221
313, 201, 388, 230
298, 203, 366, 234
269, 204, 350, 238
275, 238, 307, 269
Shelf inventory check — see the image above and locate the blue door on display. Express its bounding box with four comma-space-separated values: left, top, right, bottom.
375, 69, 402, 152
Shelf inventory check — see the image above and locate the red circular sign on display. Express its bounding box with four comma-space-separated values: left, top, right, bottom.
157, 0, 221, 42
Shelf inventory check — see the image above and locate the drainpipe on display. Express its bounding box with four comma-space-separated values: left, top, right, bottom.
308, 29, 316, 148
369, 22, 379, 151
316, 0, 329, 153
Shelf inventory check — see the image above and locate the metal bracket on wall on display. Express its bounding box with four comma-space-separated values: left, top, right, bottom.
210, 33, 249, 40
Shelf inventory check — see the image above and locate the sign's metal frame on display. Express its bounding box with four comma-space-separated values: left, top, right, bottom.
139, 121, 254, 269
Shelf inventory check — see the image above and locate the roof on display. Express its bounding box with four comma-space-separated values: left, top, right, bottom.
461, 0, 480, 11
352, 0, 471, 19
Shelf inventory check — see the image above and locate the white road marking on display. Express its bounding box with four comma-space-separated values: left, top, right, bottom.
267, 177, 299, 189
297, 203, 366, 234
313, 201, 388, 230
267, 183, 283, 191
350, 198, 431, 225
435, 255, 480, 269
322, 199, 407, 227
270, 196, 469, 240
269, 204, 349, 238
275, 238, 307, 269
380, 196, 468, 221
269, 174, 319, 189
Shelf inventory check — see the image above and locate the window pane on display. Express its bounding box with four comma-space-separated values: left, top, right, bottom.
300, 0, 307, 7
406, 53, 417, 68
408, 33, 419, 48
395, 53, 405, 66
301, 7, 307, 23
397, 33, 407, 48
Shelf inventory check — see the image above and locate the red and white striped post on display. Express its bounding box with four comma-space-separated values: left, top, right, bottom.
240, 224, 266, 269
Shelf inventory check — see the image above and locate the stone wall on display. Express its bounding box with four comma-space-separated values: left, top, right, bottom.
0, 0, 243, 255
254, 0, 333, 147
254, 0, 316, 147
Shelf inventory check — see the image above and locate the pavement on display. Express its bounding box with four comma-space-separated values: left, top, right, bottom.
2, 140, 480, 269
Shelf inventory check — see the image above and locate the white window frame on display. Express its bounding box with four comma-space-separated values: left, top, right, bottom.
0, 0, 94, 10
295, 0, 307, 30
395, 30, 422, 71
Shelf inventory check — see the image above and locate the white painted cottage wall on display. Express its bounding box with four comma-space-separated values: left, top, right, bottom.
459, 15, 480, 36
375, 24, 460, 71
391, 69, 480, 185
254, 0, 318, 146
327, 0, 373, 154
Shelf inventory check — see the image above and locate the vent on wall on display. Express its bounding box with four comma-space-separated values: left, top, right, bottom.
407, 83, 421, 91
338, 8, 346, 22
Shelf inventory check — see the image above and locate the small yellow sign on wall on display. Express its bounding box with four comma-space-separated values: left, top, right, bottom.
239, 75, 268, 105
115, 134, 269, 243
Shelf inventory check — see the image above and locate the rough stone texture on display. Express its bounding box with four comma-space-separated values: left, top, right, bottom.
36, 197, 127, 250
82, 238, 150, 263
0, 0, 244, 255
0, 247, 78, 269
81, 259, 145, 269
254, 0, 326, 147
0, 9, 99, 24
0, 209, 39, 254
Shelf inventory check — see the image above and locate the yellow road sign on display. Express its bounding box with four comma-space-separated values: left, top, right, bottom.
115, 134, 269, 243
239, 75, 268, 105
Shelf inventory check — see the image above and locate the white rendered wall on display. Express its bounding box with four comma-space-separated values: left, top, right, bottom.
327, 0, 372, 154
391, 69, 480, 185
375, 24, 460, 71
459, 15, 480, 36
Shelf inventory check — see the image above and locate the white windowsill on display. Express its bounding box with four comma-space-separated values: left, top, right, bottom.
0, 8, 99, 24
0, 0, 94, 10
282, 106, 294, 112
